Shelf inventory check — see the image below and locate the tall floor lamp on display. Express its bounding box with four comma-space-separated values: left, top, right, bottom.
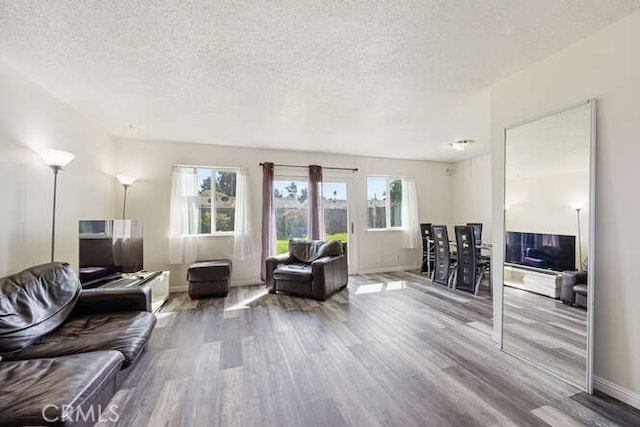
39, 149, 75, 262
117, 175, 136, 219
575, 207, 583, 270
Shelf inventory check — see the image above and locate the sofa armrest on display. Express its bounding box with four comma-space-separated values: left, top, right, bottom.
311, 255, 347, 300
265, 253, 292, 292
71, 287, 152, 316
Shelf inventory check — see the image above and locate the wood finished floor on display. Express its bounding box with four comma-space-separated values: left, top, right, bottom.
98, 271, 640, 427
503, 286, 588, 388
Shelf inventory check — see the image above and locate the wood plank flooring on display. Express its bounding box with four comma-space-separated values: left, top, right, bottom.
97, 271, 640, 426
503, 286, 587, 388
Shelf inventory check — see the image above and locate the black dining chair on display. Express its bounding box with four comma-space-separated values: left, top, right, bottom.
467, 222, 491, 272
420, 223, 434, 274
431, 224, 456, 287
467, 223, 483, 244
454, 225, 491, 295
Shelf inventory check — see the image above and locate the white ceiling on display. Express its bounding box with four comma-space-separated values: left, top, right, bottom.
1, 1, 638, 162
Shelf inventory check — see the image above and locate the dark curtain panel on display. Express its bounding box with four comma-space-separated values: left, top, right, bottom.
309, 164, 323, 240
261, 162, 275, 282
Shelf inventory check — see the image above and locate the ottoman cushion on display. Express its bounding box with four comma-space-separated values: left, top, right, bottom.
187, 260, 232, 282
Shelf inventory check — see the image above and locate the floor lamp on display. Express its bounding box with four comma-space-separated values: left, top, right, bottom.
39, 149, 75, 262
117, 175, 136, 219
575, 207, 583, 270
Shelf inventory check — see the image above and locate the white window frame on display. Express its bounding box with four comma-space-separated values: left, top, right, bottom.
196, 167, 238, 236
366, 175, 405, 231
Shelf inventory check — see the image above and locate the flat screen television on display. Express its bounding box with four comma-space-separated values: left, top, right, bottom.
505, 231, 575, 272
79, 219, 143, 287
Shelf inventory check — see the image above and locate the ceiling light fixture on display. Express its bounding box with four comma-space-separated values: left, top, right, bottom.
449, 139, 475, 151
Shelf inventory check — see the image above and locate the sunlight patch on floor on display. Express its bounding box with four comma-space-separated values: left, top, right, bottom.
224, 289, 269, 311
354, 280, 408, 295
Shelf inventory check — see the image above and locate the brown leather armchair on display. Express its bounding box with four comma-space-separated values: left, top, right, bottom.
266, 239, 348, 301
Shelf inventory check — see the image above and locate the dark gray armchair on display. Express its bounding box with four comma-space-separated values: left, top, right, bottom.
266, 239, 348, 301
560, 258, 588, 309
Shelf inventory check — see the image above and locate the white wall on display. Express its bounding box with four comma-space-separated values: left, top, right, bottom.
506, 172, 589, 267
0, 60, 116, 276
114, 138, 453, 288
451, 155, 492, 241
491, 10, 640, 405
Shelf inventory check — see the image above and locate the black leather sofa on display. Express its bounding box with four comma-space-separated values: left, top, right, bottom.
265, 239, 348, 301
0, 262, 156, 426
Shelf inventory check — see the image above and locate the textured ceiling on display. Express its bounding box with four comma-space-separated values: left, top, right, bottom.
1, 1, 638, 161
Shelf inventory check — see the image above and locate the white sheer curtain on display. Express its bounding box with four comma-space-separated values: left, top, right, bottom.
168, 166, 200, 264
233, 168, 258, 260
402, 177, 420, 249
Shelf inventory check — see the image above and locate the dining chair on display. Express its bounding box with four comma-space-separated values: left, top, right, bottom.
454, 225, 490, 295
467, 223, 483, 243
431, 224, 456, 287
468, 222, 491, 269
419, 223, 434, 274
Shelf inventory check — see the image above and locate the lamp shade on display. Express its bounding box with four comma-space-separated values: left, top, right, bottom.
117, 175, 137, 186
39, 149, 75, 168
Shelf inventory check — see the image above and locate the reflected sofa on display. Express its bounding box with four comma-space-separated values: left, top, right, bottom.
560, 259, 589, 309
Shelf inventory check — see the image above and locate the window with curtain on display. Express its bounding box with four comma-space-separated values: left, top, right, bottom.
366, 176, 403, 230
169, 166, 247, 265
195, 168, 237, 235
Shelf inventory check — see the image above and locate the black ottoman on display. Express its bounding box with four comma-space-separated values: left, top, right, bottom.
187, 259, 232, 299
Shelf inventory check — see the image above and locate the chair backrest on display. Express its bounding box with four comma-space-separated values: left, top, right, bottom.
431, 225, 451, 286
455, 225, 477, 292
419, 223, 433, 254
467, 223, 483, 244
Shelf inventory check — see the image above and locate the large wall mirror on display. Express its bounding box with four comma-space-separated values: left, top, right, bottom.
502, 100, 595, 392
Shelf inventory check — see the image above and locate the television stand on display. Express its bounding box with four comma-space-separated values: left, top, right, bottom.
99, 271, 170, 312
504, 265, 561, 298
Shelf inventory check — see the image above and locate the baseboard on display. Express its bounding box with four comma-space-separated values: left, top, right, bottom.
170, 278, 262, 294
358, 265, 420, 275
593, 376, 640, 409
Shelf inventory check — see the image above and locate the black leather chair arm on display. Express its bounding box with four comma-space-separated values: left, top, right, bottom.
311, 255, 345, 301
265, 253, 293, 292
71, 287, 152, 316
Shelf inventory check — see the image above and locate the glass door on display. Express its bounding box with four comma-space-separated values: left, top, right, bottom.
323, 180, 355, 273
273, 178, 309, 254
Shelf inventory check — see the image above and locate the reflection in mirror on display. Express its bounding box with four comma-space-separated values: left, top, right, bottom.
502, 101, 594, 391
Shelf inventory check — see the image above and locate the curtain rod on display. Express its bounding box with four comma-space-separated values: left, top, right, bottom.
259, 162, 358, 172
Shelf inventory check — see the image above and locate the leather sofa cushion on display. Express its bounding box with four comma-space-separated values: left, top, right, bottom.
273, 264, 313, 282
289, 239, 343, 263
0, 350, 123, 426
11, 311, 156, 368
187, 259, 232, 282
0, 262, 81, 355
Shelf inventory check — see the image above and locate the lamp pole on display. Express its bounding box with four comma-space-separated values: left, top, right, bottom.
50, 165, 61, 262
576, 208, 582, 270
122, 184, 129, 219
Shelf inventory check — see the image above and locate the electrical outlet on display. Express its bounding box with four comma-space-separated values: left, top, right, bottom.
395, 255, 400, 261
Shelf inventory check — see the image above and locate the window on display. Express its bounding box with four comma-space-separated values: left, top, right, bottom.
366, 176, 403, 230
196, 168, 237, 234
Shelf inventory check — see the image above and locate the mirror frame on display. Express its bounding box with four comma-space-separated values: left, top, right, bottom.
498, 99, 596, 393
